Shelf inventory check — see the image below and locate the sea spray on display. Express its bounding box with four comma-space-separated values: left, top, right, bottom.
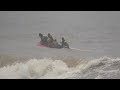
0, 56, 120, 79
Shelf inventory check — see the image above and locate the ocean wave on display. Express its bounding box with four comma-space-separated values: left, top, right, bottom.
0, 54, 28, 68
0, 55, 120, 79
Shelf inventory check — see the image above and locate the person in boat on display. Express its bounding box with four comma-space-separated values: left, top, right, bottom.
39, 33, 48, 46
60, 37, 69, 48
53, 39, 59, 48
47, 33, 54, 48
47, 33, 61, 48
47, 33, 53, 42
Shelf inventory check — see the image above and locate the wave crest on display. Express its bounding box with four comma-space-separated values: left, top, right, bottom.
0, 56, 120, 79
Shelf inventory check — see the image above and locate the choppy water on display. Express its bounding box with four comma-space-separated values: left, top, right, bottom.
0, 11, 120, 79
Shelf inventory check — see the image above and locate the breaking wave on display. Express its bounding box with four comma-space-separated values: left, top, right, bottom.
0, 55, 120, 79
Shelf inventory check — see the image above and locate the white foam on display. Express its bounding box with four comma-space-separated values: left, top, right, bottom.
70, 47, 92, 52
0, 58, 70, 79
0, 56, 120, 79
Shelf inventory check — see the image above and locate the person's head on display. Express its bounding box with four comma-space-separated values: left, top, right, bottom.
39, 33, 43, 38
62, 37, 65, 41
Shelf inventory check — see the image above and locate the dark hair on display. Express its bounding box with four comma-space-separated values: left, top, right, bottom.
39, 33, 43, 37
62, 37, 64, 39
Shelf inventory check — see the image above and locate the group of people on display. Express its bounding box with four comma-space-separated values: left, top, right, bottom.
39, 33, 69, 49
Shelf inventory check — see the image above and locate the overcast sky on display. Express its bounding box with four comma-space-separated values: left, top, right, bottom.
0, 11, 120, 30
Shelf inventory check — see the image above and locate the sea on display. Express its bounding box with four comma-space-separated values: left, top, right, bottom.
0, 11, 120, 79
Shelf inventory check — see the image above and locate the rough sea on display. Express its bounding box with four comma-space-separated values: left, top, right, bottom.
0, 11, 120, 79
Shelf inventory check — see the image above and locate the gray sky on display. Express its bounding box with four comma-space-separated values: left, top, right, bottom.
0, 11, 120, 29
